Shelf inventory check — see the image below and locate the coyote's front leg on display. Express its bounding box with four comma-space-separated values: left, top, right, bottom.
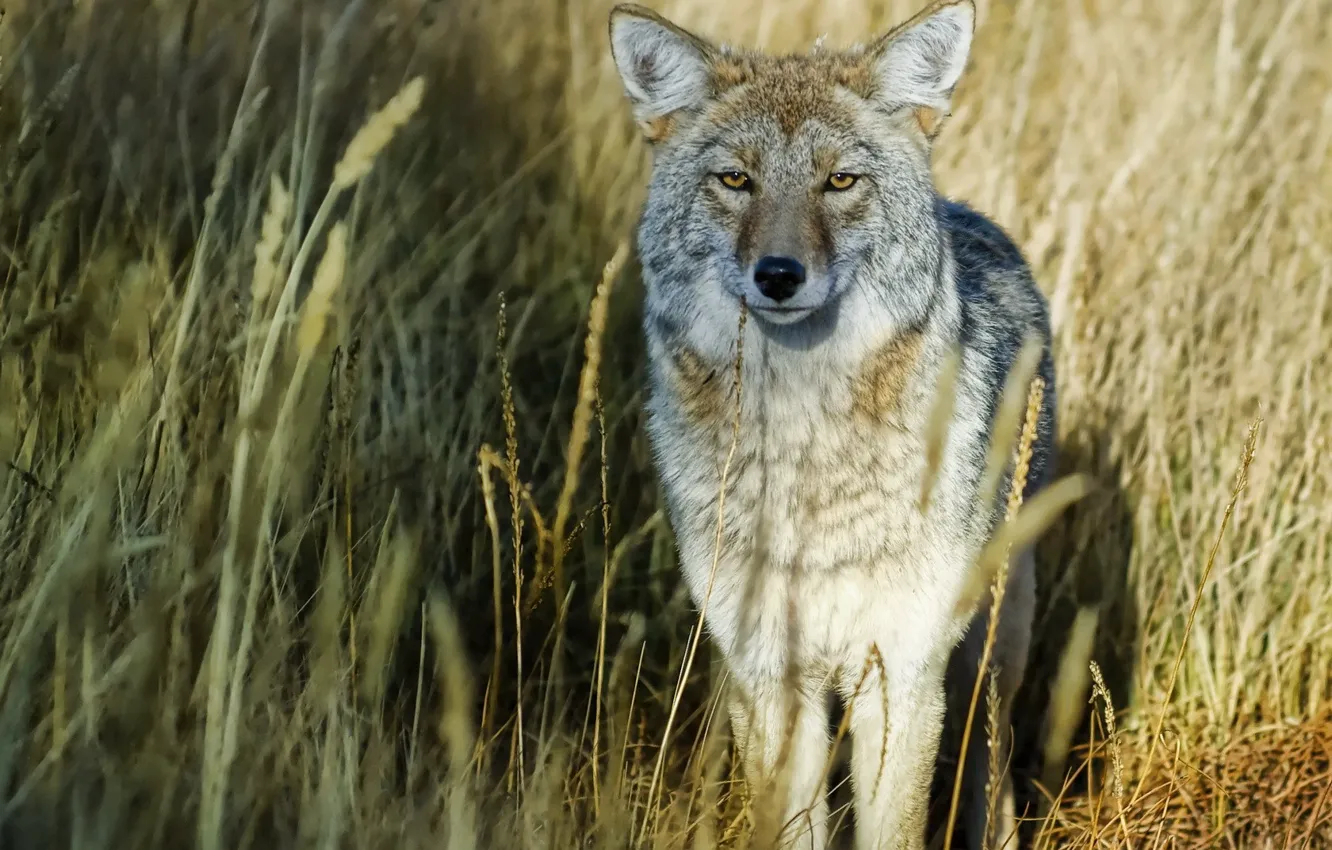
728, 677, 832, 850
841, 658, 948, 850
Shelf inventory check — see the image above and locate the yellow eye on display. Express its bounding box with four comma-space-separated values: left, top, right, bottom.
826, 172, 858, 191
718, 171, 751, 191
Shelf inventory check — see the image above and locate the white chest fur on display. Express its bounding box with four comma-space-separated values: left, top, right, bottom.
645, 330, 977, 682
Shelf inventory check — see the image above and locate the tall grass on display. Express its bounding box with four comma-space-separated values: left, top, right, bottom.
0, 0, 1329, 847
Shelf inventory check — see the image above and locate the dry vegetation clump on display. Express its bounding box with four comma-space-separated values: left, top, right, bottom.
1043, 708, 1332, 848
0, 0, 1329, 847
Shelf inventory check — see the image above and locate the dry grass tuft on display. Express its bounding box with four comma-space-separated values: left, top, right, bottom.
1043, 709, 1332, 848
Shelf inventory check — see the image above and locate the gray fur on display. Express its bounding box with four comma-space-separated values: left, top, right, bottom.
609, 2, 1056, 848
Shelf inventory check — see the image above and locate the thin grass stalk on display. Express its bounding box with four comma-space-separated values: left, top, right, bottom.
543, 241, 628, 608
1126, 420, 1261, 808
944, 374, 1045, 849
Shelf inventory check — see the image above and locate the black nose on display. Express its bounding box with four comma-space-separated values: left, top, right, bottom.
753, 256, 806, 302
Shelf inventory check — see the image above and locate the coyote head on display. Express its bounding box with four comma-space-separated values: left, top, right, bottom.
609, 0, 974, 335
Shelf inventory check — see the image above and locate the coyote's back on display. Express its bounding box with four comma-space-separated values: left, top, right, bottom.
608, 3, 1056, 849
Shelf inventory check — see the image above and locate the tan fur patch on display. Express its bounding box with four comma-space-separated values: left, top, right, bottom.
711, 56, 754, 90
914, 106, 944, 138
642, 115, 677, 143
669, 346, 724, 425
802, 202, 833, 263
735, 205, 758, 265
833, 62, 875, 97
736, 146, 761, 170
813, 149, 840, 174
709, 52, 874, 136
852, 330, 925, 424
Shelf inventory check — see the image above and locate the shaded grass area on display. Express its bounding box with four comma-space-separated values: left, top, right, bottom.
0, 0, 1329, 846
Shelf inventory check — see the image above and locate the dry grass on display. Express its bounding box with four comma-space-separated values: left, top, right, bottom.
0, 0, 1329, 847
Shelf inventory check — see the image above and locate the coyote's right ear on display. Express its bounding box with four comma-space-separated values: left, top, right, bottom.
609, 4, 715, 142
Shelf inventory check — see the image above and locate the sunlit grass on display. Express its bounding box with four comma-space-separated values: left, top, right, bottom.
0, 0, 1329, 846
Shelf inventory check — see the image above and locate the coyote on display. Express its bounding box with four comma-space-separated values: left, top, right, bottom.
608, 2, 1056, 848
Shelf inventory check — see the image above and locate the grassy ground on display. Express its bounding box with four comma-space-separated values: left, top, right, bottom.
0, 0, 1329, 847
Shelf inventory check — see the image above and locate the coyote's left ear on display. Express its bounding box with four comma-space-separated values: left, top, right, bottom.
868, 0, 975, 139
609, 4, 717, 142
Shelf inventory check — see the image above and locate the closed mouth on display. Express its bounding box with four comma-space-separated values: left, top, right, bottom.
746, 303, 820, 327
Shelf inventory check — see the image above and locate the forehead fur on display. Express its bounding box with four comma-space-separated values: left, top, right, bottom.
707, 47, 877, 136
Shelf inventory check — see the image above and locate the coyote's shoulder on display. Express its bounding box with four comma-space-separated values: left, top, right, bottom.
944, 197, 1058, 504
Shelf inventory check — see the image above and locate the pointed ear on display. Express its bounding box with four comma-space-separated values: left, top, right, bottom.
868, 0, 975, 138
609, 4, 715, 141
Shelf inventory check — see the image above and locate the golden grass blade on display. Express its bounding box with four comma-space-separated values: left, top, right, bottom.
546, 240, 629, 606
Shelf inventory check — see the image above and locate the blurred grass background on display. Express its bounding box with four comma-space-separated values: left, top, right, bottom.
0, 0, 1329, 846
